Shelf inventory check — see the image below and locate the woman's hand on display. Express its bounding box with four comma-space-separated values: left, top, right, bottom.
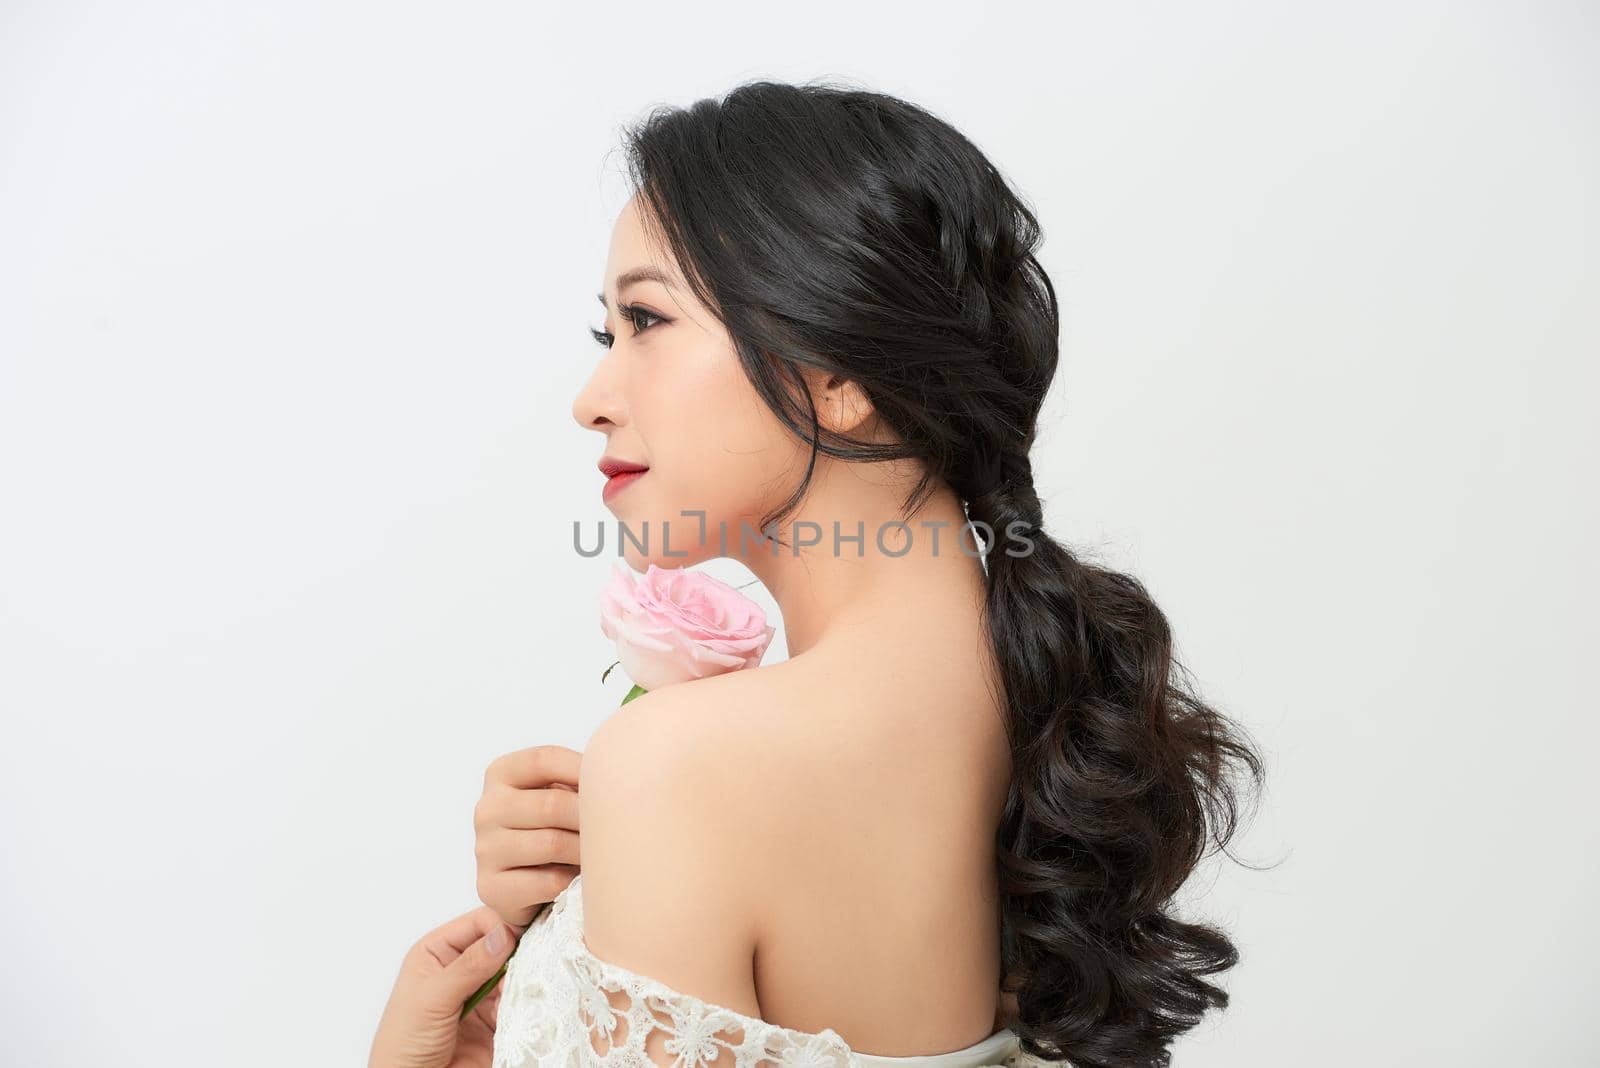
369, 906, 519, 1068
474, 745, 582, 929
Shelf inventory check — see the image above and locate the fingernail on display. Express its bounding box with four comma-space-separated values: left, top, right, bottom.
486, 925, 507, 955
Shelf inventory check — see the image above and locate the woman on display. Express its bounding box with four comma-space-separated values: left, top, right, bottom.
374, 78, 1264, 1068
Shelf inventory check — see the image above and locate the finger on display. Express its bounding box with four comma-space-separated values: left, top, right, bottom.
498, 784, 581, 832
425, 905, 506, 963
475, 782, 580, 835
479, 825, 582, 868
435, 922, 519, 1006
479, 865, 579, 926
485, 745, 582, 791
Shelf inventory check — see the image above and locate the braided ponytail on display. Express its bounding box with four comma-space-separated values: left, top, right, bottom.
964, 447, 1045, 554
961, 443, 1263, 1067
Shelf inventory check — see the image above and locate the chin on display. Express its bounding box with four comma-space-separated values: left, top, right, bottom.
606, 496, 751, 570
621, 545, 717, 572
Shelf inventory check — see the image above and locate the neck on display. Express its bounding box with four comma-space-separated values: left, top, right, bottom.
737, 459, 987, 659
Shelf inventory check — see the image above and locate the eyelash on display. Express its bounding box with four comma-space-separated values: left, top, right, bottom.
589, 303, 664, 349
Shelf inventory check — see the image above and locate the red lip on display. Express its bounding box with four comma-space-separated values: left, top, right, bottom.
599, 456, 649, 504
598, 457, 649, 478
601, 470, 646, 503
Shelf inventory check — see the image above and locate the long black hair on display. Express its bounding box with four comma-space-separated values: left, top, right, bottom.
610, 78, 1268, 1068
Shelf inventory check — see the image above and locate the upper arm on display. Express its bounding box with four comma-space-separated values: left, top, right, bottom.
577, 681, 772, 1024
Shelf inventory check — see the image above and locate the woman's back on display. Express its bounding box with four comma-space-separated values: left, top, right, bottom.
741, 621, 1013, 1054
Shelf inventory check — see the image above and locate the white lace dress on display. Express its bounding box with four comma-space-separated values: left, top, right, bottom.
491, 873, 1059, 1068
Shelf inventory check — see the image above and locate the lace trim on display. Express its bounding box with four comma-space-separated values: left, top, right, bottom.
491, 873, 1058, 1068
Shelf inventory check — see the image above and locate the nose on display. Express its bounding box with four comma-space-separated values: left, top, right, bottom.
571, 354, 625, 434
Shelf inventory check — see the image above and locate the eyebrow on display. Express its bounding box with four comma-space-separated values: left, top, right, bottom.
595, 265, 680, 311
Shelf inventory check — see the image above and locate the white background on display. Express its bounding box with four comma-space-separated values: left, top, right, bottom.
2, 2, 1595, 1064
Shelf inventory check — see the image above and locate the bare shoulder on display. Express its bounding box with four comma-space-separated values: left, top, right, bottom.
581, 661, 812, 839
579, 662, 827, 869
576, 650, 1009, 1035
575, 663, 812, 1018
581, 645, 1002, 885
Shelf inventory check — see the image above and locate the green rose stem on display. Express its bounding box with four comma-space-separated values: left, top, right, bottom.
459, 671, 647, 1019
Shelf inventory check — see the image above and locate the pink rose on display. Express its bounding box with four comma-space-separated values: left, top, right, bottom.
599, 563, 777, 692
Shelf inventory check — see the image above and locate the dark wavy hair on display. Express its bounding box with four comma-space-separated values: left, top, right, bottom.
609, 78, 1268, 1068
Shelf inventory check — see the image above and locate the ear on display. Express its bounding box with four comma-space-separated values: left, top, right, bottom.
810, 370, 876, 436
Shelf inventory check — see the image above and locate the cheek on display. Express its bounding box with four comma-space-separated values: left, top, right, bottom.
640, 346, 803, 524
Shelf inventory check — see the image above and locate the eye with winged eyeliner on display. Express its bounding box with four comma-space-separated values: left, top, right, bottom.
589, 303, 666, 348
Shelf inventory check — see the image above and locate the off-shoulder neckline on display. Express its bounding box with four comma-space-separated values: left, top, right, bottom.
547, 872, 1021, 1066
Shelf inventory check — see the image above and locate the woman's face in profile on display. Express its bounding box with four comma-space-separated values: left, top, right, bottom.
573, 194, 808, 571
